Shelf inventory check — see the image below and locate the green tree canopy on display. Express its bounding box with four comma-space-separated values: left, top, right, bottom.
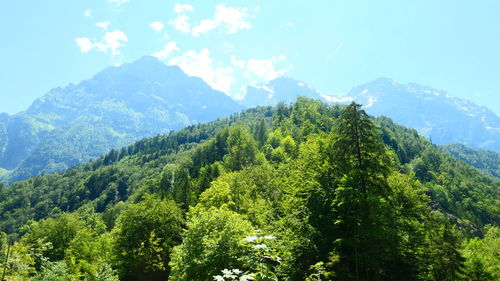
113, 195, 183, 281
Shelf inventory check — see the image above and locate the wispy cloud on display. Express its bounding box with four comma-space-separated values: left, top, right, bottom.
191, 19, 218, 36
84, 9, 92, 17
327, 41, 345, 61
169, 14, 191, 34
150, 21, 165, 32
164, 47, 287, 98
168, 48, 235, 94
96, 21, 110, 30
100, 31, 128, 55
173, 4, 194, 13
75, 30, 128, 56
231, 55, 287, 82
108, 0, 130, 6
75, 38, 93, 53
169, 4, 254, 36
152, 41, 179, 60
210, 5, 253, 34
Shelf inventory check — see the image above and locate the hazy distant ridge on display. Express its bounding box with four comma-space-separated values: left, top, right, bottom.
243, 77, 500, 151
0, 56, 242, 183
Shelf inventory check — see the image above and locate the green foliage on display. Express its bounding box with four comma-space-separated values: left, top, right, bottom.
212, 231, 281, 281
169, 207, 254, 281
113, 195, 183, 281
462, 226, 499, 281
224, 125, 261, 171
269, 135, 297, 163
0, 98, 498, 280
0, 231, 6, 268
425, 212, 466, 281
378, 117, 500, 228
327, 103, 397, 280
31, 261, 72, 281
157, 163, 193, 208
254, 118, 268, 146
21, 213, 83, 262
440, 143, 500, 178
64, 214, 116, 280
1, 240, 37, 279
240, 230, 281, 281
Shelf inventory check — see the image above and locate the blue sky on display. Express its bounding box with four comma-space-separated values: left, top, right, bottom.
1, 0, 500, 115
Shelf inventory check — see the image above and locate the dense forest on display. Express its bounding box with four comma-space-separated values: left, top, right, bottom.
0, 98, 498, 280
440, 143, 500, 179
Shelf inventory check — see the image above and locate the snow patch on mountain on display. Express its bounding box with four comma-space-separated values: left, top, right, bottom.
321, 94, 353, 103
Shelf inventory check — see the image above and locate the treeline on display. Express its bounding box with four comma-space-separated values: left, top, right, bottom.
0, 98, 498, 280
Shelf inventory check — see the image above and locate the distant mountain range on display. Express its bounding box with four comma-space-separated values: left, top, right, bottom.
241, 77, 329, 107
0, 56, 242, 183
242, 77, 500, 152
1, 56, 498, 183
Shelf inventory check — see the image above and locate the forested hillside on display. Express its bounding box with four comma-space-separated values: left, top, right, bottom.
0, 56, 242, 183
440, 143, 500, 179
0, 98, 498, 281
243, 77, 500, 152
348, 78, 500, 152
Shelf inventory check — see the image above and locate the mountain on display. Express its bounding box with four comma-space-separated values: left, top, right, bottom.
0, 99, 498, 280
3, 62, 499, 184
243, 77, 500, 152
440, 143, 500, 178
347, 78, 500, 151
241, 77, 328, 107
0, 56, 242, 183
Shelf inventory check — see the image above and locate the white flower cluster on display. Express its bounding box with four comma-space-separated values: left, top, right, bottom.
244, 230, 276, 250
244, 230, 276, 243
213, 268, 254, 281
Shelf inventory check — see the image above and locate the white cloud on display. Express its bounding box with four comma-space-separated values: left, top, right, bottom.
84, 9, 92, 17
173, 4, 194, 13
96, 21, 110, 30
150, 21, 165, 32
170, 4, 254, 36
166, 48, 288, 98
231, 55, 286, 82
230, 55, 245, 68
213, 5, 252, 34
108, 0, 130, 6
168, 14, 191, 33
191, 19, 218, 36
98, 31, 128, 55
75, 30, 128, 56
168, 49, 235, 94
75, 37, 93, 53
246, 58, 286, 81
152, 41, 179, 60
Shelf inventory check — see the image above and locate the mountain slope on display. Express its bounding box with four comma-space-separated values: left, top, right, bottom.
1, 98, 497, 234
440, 143, 500, 178
0, 56, 242, 183
0, 99, 498, 280
243, 77, 500, 152
348, 78, 500, 151
241, 77, 328, 107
